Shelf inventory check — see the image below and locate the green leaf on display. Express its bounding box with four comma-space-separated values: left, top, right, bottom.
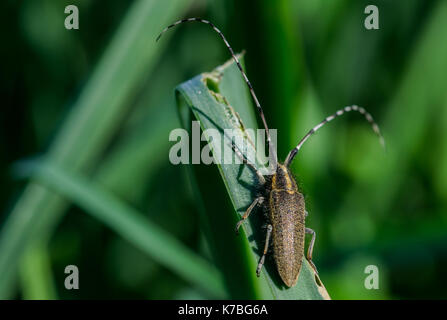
15, 159, 226, 298
176, 55, 329, 299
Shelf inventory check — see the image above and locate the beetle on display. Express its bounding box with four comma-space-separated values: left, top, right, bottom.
157, 18, 385, 287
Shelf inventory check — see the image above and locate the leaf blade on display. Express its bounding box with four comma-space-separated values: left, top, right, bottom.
176, 56, 327, 299
15, 159, 226, 298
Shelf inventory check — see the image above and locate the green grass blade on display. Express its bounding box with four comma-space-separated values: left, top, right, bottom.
19, 242, 57, 300
15, 159, 226, 298
0, 0, 192, 298
176, 56, 329, 299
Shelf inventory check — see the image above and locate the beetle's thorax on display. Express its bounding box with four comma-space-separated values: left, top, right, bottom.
271, 163, 298, 192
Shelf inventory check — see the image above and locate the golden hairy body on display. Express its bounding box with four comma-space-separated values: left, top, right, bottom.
269, 164, 306, 287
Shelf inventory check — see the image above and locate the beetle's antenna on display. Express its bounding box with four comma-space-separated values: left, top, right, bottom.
157, 18, 278, 168
284, 105, 385, 167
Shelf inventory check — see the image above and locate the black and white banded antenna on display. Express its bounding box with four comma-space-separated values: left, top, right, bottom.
157, 17, 278, 168
284, 105, 385, 167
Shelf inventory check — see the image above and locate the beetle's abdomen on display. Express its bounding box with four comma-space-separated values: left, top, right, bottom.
269, 189, 306, 287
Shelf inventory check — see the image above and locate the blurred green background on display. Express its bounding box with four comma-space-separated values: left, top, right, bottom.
1, 0, 447, 299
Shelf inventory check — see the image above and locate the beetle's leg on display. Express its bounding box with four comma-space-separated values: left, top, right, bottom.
256, 224, 273, 277
305, 227, 319, 274
235, 197, 264, 234
229, 141, 266, 185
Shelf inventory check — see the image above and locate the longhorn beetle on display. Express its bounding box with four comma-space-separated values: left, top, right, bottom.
157, 18, 385, 288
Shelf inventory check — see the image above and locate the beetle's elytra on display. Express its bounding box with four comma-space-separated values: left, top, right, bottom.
158, 18, 384, 288
269, 164, 306, 287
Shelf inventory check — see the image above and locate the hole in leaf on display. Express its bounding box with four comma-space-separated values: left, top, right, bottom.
204, 76, 220, 94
